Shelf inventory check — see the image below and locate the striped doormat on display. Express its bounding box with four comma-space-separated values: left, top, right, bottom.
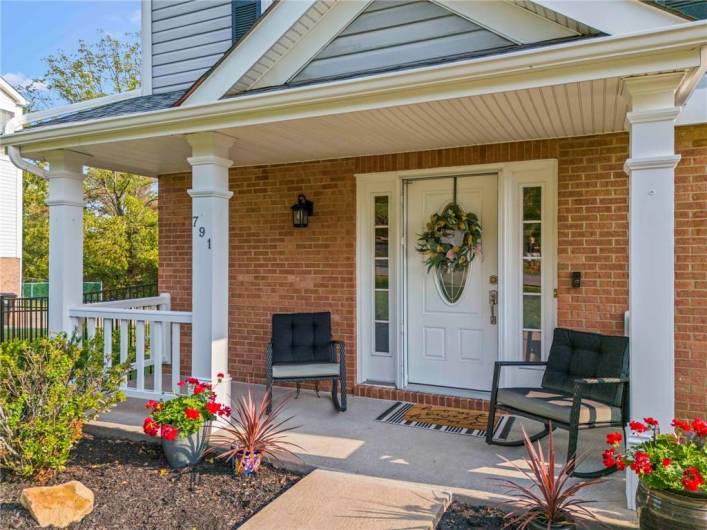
376, 401, 514, 439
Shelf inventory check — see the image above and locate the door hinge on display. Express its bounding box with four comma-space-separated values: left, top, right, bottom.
553, 288, 558, 298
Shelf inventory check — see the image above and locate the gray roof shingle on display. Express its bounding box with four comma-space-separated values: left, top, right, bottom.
26, 90, 186, 129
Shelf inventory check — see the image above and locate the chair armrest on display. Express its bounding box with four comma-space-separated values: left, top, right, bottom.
568, 377, 630, 426
331, 340, 345, 363
495, 361, 548, 368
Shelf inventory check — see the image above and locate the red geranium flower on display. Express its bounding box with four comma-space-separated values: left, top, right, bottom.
206, 401, 221, 415
672, 418, 691, 432
143, 417, 159, 437
217, 372, 225, 379
644, 417, 659, 427
187, 377, 199, 385
630, 420, 649, 433
690, 417, 707, 437
177, 380, 186, 387
606, 432, 622, 445
615, 454, 626, 471
145, 400, 159, 409
662, 458, 672, 467
681, 467, 704, 492
602, 448, 617, 468
219, 405, 232, 417
161, 424, 179, 441
630, 451, 653, 475
193, 384, 206, 395
184, 407, 201, 420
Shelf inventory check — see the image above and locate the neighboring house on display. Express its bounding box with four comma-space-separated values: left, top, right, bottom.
0, 77, 25, 296
1, 1, 706, 429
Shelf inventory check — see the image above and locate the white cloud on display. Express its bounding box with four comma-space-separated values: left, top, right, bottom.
2, 72, 48, 92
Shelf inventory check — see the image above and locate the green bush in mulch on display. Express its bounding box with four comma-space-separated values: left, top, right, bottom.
0, 335, 127, 478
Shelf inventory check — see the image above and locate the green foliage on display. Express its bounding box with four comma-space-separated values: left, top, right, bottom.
146, 379, 226, 438
639, 434, 707, 493
0, 336, 127, 477
19, 31, 157, 290
44, 32, 140, 106
22, 172, 49, 283
416, 203, 482, 272
22, 167, 158, 290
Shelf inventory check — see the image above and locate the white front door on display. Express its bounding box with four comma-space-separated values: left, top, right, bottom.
406, 175, 498, 391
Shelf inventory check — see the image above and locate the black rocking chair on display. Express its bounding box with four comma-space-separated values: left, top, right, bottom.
266, 312, 347, 413
486, 328, 629, 478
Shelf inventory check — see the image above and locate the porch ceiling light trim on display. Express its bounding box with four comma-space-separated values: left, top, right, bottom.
3, 21, 706, 154
623, 154, 682, 173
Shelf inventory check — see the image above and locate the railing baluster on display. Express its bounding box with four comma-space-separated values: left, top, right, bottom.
153, 321, 163, 394
104, 318, 113, 368
87, 317, 97, 340
136, 320, 145, 392
119, 319, 129, 389
171, 323, 181, 394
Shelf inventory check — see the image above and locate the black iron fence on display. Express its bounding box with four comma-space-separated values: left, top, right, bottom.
82, 283, 158, 304
0, 296, 49, 343
0, 283, 158, 344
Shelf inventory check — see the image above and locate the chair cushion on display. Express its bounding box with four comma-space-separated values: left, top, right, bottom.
542, 328, 629, 407
272, 312, 334, 364
272, 363, 340, 379
497, 387, 622, 425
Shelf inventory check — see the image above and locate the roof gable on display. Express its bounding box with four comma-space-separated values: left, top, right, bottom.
290, 1, 515, 84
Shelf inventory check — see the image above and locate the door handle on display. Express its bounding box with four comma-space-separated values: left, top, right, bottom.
489, 289, 498, 325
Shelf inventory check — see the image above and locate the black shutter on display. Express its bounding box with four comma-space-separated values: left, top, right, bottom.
232, 0, 261, 43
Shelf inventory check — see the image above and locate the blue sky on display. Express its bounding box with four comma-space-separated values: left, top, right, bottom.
1, 0, 140, 94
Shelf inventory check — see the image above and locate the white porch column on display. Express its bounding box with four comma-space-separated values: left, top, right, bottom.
186, 132, 234, 405
623, 73, 683, 427
623, 73, 683, 509
45, 150, 89, 335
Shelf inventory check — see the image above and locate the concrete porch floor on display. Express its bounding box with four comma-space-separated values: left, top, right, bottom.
91, 382, 637, 528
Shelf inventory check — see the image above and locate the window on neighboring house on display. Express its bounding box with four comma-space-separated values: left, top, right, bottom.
232, 0, 261, 43
373, 196, 390, 355
522, 186, 543, 362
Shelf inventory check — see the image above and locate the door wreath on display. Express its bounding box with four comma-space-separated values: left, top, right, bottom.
416, 202, 482, 303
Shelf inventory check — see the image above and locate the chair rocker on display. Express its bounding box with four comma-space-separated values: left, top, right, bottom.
266, 312, 347, 413
485, 328, 629, 478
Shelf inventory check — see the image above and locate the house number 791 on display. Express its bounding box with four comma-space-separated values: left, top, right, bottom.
192, 216, 212, 249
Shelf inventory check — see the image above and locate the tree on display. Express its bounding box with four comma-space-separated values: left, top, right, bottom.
22, 31, 157, 290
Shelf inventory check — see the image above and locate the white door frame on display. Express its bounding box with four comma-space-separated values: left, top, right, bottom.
355, 159, 557, 393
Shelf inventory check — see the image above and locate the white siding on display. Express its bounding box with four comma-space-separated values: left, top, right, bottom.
151, 0, 234, 93
293, 0, 514, 83
0, 90, 22, 259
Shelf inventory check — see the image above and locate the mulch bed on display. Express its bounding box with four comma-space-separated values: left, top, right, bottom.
0, 435, 302, 529
437, 501, 508, 529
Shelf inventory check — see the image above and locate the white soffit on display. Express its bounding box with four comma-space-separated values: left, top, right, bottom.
512, 1, 600, 36
44, 77, 628, 175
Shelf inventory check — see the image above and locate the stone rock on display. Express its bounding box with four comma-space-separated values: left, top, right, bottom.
20, 480, 94, 528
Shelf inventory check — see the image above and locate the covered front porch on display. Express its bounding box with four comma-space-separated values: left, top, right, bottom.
91, 382, 636, 527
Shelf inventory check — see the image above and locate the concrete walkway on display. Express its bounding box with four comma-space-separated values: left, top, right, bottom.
241, 469, 451, 530
91, 382, 638, 529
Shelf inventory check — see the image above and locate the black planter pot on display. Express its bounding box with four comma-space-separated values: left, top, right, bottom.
636, 481, 707, 530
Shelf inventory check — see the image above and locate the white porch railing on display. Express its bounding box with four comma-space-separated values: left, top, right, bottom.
68, 293, 192, 399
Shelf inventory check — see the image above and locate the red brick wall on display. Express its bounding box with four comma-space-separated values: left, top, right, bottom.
675, 124, 707, 419
0, 257, 21, 296
158, 126, 705, 416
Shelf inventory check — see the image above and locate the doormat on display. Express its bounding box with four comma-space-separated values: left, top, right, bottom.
376, 402, 514, 439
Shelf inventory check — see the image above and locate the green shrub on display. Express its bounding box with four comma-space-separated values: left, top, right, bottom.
0, 335, 126, 477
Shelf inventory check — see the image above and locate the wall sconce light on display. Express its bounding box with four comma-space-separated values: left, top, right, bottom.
291, 194, 314, 228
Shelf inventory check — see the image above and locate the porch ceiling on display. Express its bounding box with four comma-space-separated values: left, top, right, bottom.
25, 77, 627, 176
